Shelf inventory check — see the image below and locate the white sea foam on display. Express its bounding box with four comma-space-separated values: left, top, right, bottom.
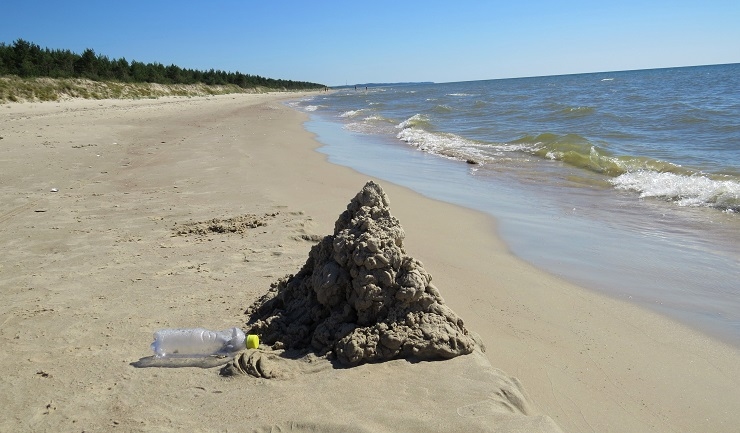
304, 105, 320, 112
396, 114, 429, 130
496, 142, 538, 153
396, 115, 536, 162
396, 127, 486, 162
340, 109, 364, 118
345, 122, 373, 134
610, 171, 740, 210
363, 115, 388, 122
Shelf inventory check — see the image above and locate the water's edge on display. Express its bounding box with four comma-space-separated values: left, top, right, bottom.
304, 114, 740, 348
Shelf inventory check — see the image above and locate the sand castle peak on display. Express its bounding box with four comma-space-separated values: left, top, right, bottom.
244, 181, 476, 366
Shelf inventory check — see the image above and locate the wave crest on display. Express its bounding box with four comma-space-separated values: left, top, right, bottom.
511, 133, 688, 177
396, 123, 485, 162
340, 109, 364, 118
557, 106, 595, 118
397, 114, 432, 130
610, 171, 740, 211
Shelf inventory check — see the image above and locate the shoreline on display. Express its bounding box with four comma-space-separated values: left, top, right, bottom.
302, 101, 740, 349
300, 103, 740, 428
1, 94, 738, 432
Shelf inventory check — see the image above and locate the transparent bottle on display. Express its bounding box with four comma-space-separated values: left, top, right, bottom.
151, 327, 246, 358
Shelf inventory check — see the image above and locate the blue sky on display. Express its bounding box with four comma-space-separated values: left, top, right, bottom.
2, 1, 738, 86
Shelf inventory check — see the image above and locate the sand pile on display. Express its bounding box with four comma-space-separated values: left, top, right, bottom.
241, 181, 477, 366
174, 213, 277, 236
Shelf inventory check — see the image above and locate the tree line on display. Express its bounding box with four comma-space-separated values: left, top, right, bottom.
0, 39, 325, 90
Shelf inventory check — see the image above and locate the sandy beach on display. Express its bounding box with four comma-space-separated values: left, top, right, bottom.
1, 93, 739, 432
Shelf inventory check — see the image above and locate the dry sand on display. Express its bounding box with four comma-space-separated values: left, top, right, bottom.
1, 93, 739, 432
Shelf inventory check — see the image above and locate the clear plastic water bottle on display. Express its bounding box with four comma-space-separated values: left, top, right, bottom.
151, 327, 246, 358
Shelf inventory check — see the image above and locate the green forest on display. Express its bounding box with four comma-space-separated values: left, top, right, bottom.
0, 39, 325, 90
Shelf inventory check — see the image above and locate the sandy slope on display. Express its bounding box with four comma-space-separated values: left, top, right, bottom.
1, 93, 738, 432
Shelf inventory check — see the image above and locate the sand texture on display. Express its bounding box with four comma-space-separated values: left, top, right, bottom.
1, 93, 739, 432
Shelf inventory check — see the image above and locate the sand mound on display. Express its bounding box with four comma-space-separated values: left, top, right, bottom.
242, 181, 477, 366
174, 213, 276, 236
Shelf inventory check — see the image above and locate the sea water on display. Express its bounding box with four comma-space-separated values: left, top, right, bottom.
291, 64, 740, 346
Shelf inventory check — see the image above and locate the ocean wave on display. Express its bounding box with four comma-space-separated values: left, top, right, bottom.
396, 127, 486, 162
432, 104, 453, 113
556, 106, 596, 118
363, 115, 396, 124
395, 126, 740, 210
396, 120, 532, 162
396, 116, 485, 162
344, 114, 398, 134
610, 171, 740, 211
339, 109, 364, 118
287, 100, 320, 111
446, 93, 477, 97
397, 114, 432, 130
510, 133, 688, 177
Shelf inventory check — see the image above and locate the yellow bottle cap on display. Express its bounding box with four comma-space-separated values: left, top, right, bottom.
246, 334, 259, 349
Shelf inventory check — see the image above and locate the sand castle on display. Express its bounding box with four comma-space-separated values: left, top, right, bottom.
241, 181, 477, 367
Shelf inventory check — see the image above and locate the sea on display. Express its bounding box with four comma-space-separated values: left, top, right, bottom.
289, 63, 740, 347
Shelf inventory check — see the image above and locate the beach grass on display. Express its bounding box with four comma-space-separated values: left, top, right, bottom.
0, 75, 273, 103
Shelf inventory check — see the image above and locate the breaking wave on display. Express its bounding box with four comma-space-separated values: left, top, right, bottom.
610, 171, 739, 211
510, 133, 690, 177
395, 117, 739, 210
340, 109, 365, 118
396, 115, 485, 162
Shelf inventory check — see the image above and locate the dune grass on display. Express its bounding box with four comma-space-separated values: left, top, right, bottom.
0, 76, 272, 103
